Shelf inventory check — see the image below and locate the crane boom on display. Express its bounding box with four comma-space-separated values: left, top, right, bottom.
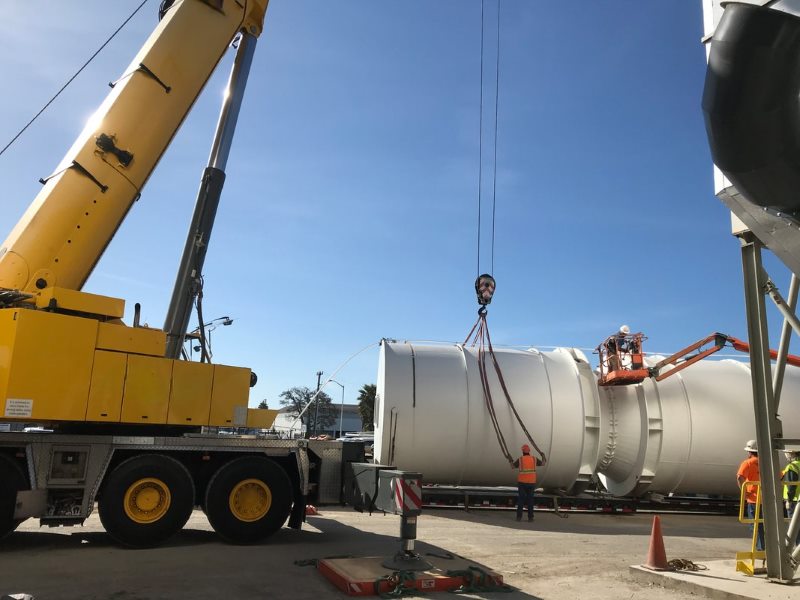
0, 0, 405, 550
0, 0, 268, 294
0, 0, 271, 428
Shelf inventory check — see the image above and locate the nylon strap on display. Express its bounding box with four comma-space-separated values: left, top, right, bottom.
464, 310, 547, 464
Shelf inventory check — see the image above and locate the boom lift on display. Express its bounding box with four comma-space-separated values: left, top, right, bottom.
0, 0, 374, 548
597, 331, 800, 386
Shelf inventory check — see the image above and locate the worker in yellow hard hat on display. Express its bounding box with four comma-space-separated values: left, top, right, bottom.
512, 444, 544, 522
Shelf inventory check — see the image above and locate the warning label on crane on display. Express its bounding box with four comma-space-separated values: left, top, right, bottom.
5, 398, 32, 418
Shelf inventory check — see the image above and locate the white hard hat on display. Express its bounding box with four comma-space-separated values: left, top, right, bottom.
619, 324, 630, 335
744, 439, 758, 453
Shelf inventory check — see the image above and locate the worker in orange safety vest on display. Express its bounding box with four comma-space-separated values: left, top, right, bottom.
512, 444, 544, 522
736, 439, 764, 551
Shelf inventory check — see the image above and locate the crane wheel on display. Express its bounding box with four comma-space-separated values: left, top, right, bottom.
0, 454, 28, 540
204, 456, 292, 544
99, 454, 194, 548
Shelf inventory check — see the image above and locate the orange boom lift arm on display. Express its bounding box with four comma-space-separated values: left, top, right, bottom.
597, 331, 800, 387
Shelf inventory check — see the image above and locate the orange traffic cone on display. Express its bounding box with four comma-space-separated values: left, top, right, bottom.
642, 515, 672, 571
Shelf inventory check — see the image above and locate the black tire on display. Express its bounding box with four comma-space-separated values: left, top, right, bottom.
0, 454, 27, 540
98, 454, 194, 548
205, 456, 292, 544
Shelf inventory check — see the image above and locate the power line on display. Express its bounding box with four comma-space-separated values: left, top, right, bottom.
0, 0, 150, 160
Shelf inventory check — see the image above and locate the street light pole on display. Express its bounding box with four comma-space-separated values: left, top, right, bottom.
330, 380, 345, 437
311, 370, 322, 437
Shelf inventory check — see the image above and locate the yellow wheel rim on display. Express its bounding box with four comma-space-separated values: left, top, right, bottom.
123, 477, 171, 524
229, 478, 272, 522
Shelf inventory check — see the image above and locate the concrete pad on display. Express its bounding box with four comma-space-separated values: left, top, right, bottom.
630, 560, 798, 600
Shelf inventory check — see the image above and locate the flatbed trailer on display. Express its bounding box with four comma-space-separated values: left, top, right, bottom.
422, 485, 739, 516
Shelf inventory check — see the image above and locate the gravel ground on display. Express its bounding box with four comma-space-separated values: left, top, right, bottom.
0, 506, 749, 599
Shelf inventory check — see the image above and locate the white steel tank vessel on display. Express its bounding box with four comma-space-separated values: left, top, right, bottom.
374, 340, 800, 496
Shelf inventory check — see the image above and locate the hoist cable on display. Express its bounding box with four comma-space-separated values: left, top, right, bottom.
476, 0, 485, 277
476, 0, 502, 277
490, 0, 501, 275
0, 0, 150, 160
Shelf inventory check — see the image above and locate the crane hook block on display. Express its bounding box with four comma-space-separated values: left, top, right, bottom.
475, 273, 496, 306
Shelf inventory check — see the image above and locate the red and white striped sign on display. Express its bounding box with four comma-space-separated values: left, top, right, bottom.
393, 477, 422, 513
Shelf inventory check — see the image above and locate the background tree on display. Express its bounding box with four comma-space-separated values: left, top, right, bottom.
279, 386, 337, 434
257, 400, 269, 409
357, 384, 376, 431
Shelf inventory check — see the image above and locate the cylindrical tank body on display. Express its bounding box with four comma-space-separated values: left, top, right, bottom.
374, 341, 800, 497
375, 342, 602, 490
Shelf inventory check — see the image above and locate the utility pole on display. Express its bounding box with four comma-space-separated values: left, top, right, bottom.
311, 370, 323, 437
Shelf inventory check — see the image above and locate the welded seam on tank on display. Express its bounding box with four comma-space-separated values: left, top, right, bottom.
632, 385, 653, 494
598, 387, 617, 472
568, 352, 588, 479
671, 372, 693, 493
642, 379, 665, 492
538, 351, 554, 478
456, 344, 469, 486
410, 344, 417, 408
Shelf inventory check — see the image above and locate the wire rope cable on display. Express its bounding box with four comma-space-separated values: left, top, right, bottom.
476, 0, 485, 278
0, 0, 150, 160
476, 0, 502, 277
490, 0, 501, 275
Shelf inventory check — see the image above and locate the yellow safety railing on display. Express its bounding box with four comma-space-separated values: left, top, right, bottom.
736, 480, 800, 576
736, 481, 766, 575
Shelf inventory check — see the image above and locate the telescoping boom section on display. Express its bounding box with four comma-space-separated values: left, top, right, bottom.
0, 0, 272, 429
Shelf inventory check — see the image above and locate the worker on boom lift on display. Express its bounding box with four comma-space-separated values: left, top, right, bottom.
607, 324, 630, 372
513, 444, 543, 522
737, 440, 764, 551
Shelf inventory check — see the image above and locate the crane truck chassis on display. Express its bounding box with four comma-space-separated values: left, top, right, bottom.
0, 433, 366, 547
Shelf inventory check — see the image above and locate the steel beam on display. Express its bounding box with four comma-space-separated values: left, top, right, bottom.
739, 234, 795, 581
772, 274, 799, 408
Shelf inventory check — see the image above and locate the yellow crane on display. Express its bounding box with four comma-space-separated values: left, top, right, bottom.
0, 0, 344, 548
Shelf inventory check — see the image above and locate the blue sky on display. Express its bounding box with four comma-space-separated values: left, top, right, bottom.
0, 1, 795, 409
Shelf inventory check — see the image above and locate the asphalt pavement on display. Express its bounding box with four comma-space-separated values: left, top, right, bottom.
0, 506, 789, 599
